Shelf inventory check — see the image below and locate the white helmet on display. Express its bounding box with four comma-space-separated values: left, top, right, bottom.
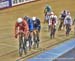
32, 16, 36, 21
50, 12, 54, 15
17, 18, 23, 23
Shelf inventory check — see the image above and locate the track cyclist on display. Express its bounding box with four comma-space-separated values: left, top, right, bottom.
32, 16, 41, 49
49, 14, 58, 38
24, 16, 34, 50
58, 10, 67, 30
64, 13, 72, 36
44, 4, 52, 23
15, 17, 29, 56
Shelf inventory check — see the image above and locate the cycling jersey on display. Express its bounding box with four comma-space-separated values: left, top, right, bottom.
33, 18, 41, 31
49, 15, 57, 26
27, 18, 34, 32
64, 15, 72, 25
15, 19, 29, 35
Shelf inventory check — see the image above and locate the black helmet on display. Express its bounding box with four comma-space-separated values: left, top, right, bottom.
23, 16, 29, 20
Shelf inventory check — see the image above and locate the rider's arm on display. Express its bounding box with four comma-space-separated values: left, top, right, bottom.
49, 16, 52, 25
44, 8, 46, 13
64, 17, 67, 25
55, 15, 58, 26
15, 22, 18, 35
48, 17, 51, 25
38, 19, 41, 30
37, 18, 41, 26
23, 20, 29, 32
15, 22, 19, 38
70, 17, 72, 26
59, 14, 62, 20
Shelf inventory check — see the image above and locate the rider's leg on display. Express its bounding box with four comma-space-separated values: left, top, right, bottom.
48, 25, 50, 32
50, 25, 55, 39
33, 30, 37, 49
28, 32, 31, 50
23, 32, 29, 54
67, 24, 71, 35
23, 38, 27, 54
29, 31, 33, 50
50, 27, 53, 39
19, 36, 23, 56
53, 26, 56, 38
66, 24, 68, 36
44, 13, 47, 23
58, 20, 63, 30
44, 13, 46, 23
36, 30, 40, 48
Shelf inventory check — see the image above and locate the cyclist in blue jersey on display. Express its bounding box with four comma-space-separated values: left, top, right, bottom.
58, 10, 67, 30
24, 16, 34, 50
32, 17, 41, 49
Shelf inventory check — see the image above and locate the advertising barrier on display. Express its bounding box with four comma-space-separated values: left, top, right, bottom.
0, 0, 11, 9
0, 0, 37, 10
11, 0, 35, 6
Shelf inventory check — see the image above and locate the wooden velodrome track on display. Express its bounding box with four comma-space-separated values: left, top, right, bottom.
0, 0, 75, 61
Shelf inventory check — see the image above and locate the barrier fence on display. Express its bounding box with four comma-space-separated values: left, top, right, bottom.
0, 0, 36, 9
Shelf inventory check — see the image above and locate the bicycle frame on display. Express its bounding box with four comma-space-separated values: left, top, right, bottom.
18, 31, 27, 56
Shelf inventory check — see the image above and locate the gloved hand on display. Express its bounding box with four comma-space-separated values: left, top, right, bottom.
15, 34, 17, 38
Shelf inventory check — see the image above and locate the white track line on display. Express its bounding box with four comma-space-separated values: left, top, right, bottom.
0, 43, 18, 56
45, 52, 58, 55
0, 43, 18, 49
